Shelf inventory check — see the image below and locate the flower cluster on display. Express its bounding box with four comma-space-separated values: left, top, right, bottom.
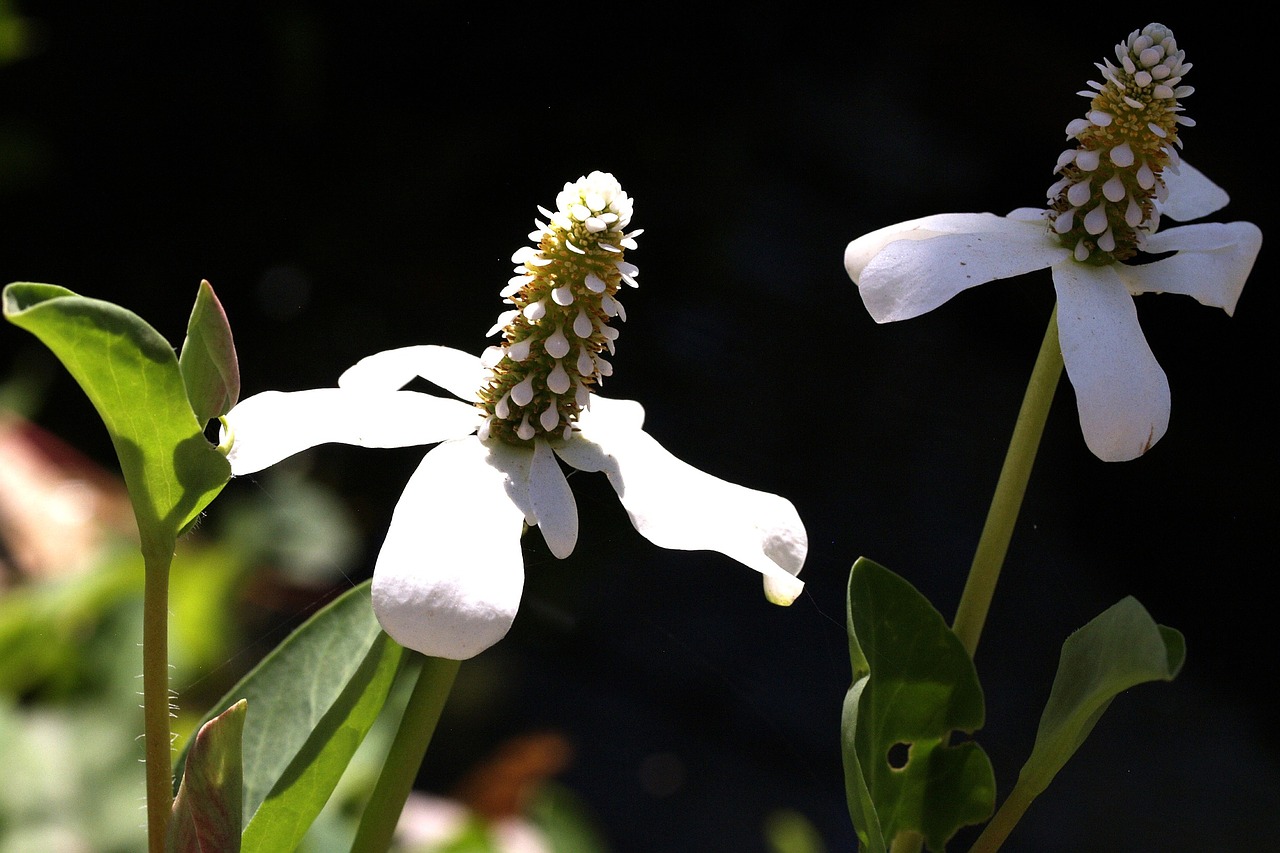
844, 23, 1261, 462
222, 172, 807, 659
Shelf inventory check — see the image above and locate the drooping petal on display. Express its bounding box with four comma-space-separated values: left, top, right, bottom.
555, 420, 807, 604
1121, 221, 1262, 314
338, 345, 488, 402
1053, 262, 1170, 461
221, 389, 481, 475
371, 436, 527, 659
527, 438, 578, 558
845, 213, 1070, 323
1158, 161, 1230, 222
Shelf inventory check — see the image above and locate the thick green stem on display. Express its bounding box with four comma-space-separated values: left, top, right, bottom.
350, 652, 461, 853
951, 304, 1063, 659
141, 537, 175, 853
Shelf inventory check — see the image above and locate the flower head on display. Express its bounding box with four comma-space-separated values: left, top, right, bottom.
844, 24, 1261, 462
223, 172, 807, 659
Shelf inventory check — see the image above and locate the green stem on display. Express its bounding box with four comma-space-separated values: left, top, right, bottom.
951, 304, 1063, 659
141, 537, 175, 853
967, 780, 1038, 853
350, 652, 461, 853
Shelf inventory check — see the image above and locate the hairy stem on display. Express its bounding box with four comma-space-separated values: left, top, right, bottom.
142, 537, 175, 852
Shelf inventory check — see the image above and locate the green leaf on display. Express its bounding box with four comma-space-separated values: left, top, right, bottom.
842, 557, 995, 851
168, 699, 246, 853
173, 581, 405, 852
179, 279, 240, 424
3, 282, 230, 548
1014, 596, 1184, 800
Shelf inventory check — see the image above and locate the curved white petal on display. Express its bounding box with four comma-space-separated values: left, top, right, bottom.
528, 438, 578, 558
1159, 161, 1230, 222
1122, 222, 1262, 315
846, 213, 1068, 323
845, 214, 994, 279
222, 388, 480, 475
576, 394, 646, 433
371, 437, 527, 659
555, 422, 807, 604
1053, 263, 1169, 461
338, 345, 487, 402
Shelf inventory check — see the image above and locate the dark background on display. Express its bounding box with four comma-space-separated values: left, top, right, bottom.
3, 7, 1275, 852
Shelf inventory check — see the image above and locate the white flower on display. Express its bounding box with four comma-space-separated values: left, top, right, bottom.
222, 346, 807, 659
843, 24, 1262, 462
221, 172, 807, 659
844, 168, 1260, 462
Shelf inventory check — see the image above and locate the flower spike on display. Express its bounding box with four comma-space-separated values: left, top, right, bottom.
478, 171, 639, 445
1048, 24, 1193, 264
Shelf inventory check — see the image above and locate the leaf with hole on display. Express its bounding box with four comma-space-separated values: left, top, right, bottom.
841, 557, 995, 851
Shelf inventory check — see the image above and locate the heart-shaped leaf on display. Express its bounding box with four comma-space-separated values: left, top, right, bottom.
842, 557, 995, 851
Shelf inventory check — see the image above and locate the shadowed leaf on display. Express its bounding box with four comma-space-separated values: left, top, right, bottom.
1017, 596, 1184, 799
174, 581, 404, 852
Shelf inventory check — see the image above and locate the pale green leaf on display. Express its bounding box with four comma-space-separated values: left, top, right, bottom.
3, 282, 230, 548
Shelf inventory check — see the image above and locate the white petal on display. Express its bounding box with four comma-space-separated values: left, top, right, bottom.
338, 345, 487, 402
575, 394, 646, 432
370, 437, 527, 659
486, 439, 536, 525
1158, 160, 1230, 222
555, 419, 806, 604
1053, 263, 1169, 461
222, 389, 480, 475
845, 213, 1069, 323
1120, 222, 1261, 315
529, 438, 578, 558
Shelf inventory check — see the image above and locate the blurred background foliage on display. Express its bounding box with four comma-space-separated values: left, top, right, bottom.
2, 4, 1276, 852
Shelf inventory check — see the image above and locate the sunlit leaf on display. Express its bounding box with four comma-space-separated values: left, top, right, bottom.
3, 282, 230, 548
173, 581, 404, 852
842, 557, 995, 851
168, 699, 246, 853
179, 279, 240, 424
